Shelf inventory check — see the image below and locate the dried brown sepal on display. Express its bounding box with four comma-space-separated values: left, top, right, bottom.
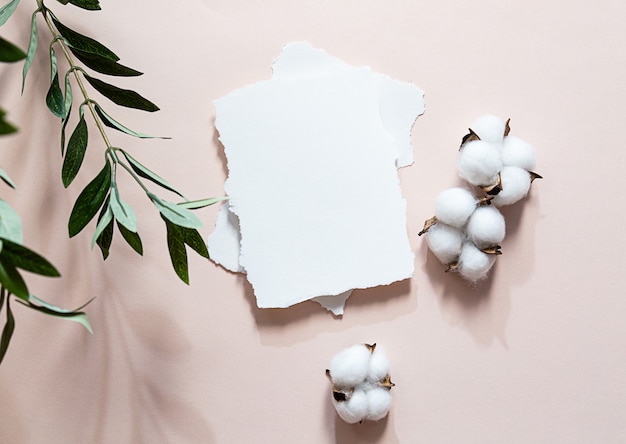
529, 171, 543, 183
482, 173, 503, 196
445, 261, 459, 273
380, 374, 395, 390
478, 195, 494, 206
418, 216, 438, 236
460, 128, 481, 149
333, 390, 349, 402
325, 369, 332, 380
365, 343, 377, 353
504, 118, 511, 137
481, 245, 502, 255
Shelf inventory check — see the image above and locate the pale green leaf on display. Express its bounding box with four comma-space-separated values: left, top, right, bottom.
149, 193, 202, 229
177, 196, 229, 210
0, 167, 16, 189
110, 182, 137, 232
0, 0, 20, 26
0, 200, 22, 244
21, 10, 39, 93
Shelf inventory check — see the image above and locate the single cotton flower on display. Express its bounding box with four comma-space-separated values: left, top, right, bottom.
326, 343, 394, 424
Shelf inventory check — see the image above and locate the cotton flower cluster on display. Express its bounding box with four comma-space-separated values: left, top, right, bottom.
326, 343, 394, 424
419, 115, 541, 282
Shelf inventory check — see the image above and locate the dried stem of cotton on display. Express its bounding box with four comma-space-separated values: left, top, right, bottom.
458, 140, 503, 187
326, 343, 394, 424
465, 205, 505, 249
434, 187, 478, 228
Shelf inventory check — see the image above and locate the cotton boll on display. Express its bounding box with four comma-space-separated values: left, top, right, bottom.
458, 140, 503, 187
501, 136, 536, 170
470, 114, 507, 143
329, 344, 371, 388
367, 347, 390, 382
334, 389, 369, 424
492, 166, 531, 207
434, 187, 477, 228
427, 223, 463, 265
458, 242, 497, 282
465, 206, 505, 248
365, 388, 393, 421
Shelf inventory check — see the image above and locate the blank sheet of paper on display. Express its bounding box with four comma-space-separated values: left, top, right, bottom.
209, 42, 424, 311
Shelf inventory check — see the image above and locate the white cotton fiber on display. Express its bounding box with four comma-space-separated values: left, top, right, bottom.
434, 187, 477, 228
458, 242, 496, 282
367, 347, 390, 382
458, 140, 503, 187
465, 206, 505, 248
492, 166, 531, 207
328, 343, 394, 424
501, 135, 536, 170
470, 114, 507, 143
365, 388, 393, 421
427, 223, 464, 265
335, 389, 369, 424
329, 344, 371, 388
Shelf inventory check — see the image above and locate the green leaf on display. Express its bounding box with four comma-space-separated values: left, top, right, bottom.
0, 167, 16, 188
0, 108, 18, 135
21, 10, 39, 93
163, 217, 189, 284
121, 151, 184, 198
56, 0, 70, 4
62, 113, 88, 187
0, 0, 20, 26
178, 225, 209, 259
95, 105, 167, 139
0, 36, 26, 62
51, 15, 117, 60
90, 201, 112, 249
0, 238, 60, 277
68, 160, 110, 237
67, 0, 100, 11
0, 296, 15, 365
0, 199, 22, 243
94, 200, 113, 259
109, 182, 137, 232
83, 74, 159, 112
19, 294, 94, 334
70, 47, 142, 77
46, 72, 65, 118
0, 259, 28, 300
117, 221, 143, 255
149, 193, 202, 229
177, 196, 230, 210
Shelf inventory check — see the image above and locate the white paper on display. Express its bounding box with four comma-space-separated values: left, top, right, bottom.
208, 42, 424, 311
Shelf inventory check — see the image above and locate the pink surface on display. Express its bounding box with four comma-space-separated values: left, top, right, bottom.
1, 0, 625, 442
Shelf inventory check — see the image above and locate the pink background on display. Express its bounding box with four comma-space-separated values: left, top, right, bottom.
1, 0, 625, 442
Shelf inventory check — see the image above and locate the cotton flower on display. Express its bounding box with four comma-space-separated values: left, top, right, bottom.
420, 115, 541, 282
492, 166, 532, 207
501, 135, 536, 171
327, 343, 394, 424
458, 242, 497, 282
434, 187, 478, 228
470, 114, 507, 144
465, 205, 505, 249
458, 140, 503, 187
426, 222, 463, 265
